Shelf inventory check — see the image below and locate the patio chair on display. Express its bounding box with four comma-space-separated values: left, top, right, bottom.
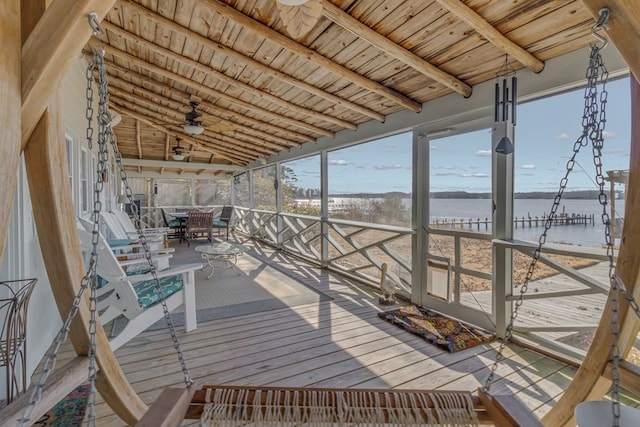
212, 206, 234, 240
185, 210, 213, 246
111, 209, 168, 241
76, 223, 201, 350
102, 211, 166, 250
161, 208, 183, 240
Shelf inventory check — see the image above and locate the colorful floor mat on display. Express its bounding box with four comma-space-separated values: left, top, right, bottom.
34, 384, 90, 426
378, 305, 494, 352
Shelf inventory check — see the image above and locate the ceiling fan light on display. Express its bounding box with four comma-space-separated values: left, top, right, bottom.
276, 0, 308, 5
172, 153, 185, 161
183, 124, 204, 135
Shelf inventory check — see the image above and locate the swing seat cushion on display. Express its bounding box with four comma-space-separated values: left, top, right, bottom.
213, 219, 228, 227
133, 274, 184, 308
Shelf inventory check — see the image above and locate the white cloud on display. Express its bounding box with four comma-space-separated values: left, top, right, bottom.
475, 150, 492, 157
430, 144, 439, 150
461, 173, 489, 178
556, 132, 570, 141
329, 159, 348, 166
373, 164, 409, 170
603, 130, 617, 139
520, 164, 536, 169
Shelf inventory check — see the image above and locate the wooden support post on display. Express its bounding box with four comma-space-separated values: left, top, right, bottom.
24, 97, 146, 425
543, 58, 640, 427
0, 0, 21, 262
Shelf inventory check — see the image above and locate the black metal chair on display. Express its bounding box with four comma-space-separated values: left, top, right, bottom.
161, 208, 183, 240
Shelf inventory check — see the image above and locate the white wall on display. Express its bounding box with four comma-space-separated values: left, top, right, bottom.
0, 54, 106, 400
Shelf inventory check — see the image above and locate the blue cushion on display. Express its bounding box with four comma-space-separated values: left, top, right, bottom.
213, 220, 228, 227
168, 219, 182, 228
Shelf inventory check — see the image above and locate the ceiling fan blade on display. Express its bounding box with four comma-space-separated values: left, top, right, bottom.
276, 0, 322, 39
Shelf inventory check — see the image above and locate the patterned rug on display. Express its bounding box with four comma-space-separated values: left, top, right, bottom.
33, 384, 90, 426
378, 305, 495, 352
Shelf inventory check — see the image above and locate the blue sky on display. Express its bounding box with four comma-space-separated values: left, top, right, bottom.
285, 76, 631, 195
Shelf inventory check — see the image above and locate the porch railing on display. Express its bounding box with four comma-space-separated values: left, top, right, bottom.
139, 205, 612, 360
245, 207, 614, 360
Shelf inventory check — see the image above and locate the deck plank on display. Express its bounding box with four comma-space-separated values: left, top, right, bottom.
44, 239, 608, 426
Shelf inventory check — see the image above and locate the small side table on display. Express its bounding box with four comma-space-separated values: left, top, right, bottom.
195, 243, 248, 279
0, 278, 37, 404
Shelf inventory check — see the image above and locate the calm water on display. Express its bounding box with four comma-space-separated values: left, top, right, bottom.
429, 198, 625, 247
325, 197, 625, 247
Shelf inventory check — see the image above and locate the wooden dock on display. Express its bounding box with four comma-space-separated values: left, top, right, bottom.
432, 212, 595, 231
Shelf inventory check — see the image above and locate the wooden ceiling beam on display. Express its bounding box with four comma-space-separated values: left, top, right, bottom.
197, 0, 421, 112
121, 158, 241, 172
21, 0, 117, 147
104, 58, 313, 144
106, 73, 300, 150
319, 0, 472, 97
109, 104, 244, 165
164, 133, 170, 162
135, 119, 142, 159
433, 0, 544, 73
101, 21, 356, 131
102, 44, 334, 138
119, 0, 384, 123
108, 88, 279, 157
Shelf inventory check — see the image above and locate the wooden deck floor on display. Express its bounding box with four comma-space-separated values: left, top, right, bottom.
51, 236, 589, 426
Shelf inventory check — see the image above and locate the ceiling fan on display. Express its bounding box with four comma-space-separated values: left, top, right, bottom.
171, 138, 198, 161
182, 101, 206, 135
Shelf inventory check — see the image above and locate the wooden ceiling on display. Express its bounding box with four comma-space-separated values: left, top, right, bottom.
95, 0, 597, 176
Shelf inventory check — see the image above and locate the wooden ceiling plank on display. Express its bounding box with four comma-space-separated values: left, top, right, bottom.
110, 103, 244, 164
21, 0, 117, 147
120, 0, 384, 122
433, 0, 544, 73
319, 0, 472, 97
102, 43, 335, 137
106, 72, 301, 149
101, 21, 356, 130
104, 59, 313, 144
195, 0, 421, 112
108, 87, 282, 156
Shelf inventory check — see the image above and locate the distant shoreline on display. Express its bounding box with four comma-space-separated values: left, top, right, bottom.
328, 190, 624, 200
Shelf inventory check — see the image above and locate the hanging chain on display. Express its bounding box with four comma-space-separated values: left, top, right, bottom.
19, 13, 192, 426
93, 28, 193, 388
483, 28, 609, 392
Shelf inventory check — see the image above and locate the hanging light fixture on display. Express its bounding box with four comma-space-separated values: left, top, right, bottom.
182, 124, 204, 135
172, 153, 186, 161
